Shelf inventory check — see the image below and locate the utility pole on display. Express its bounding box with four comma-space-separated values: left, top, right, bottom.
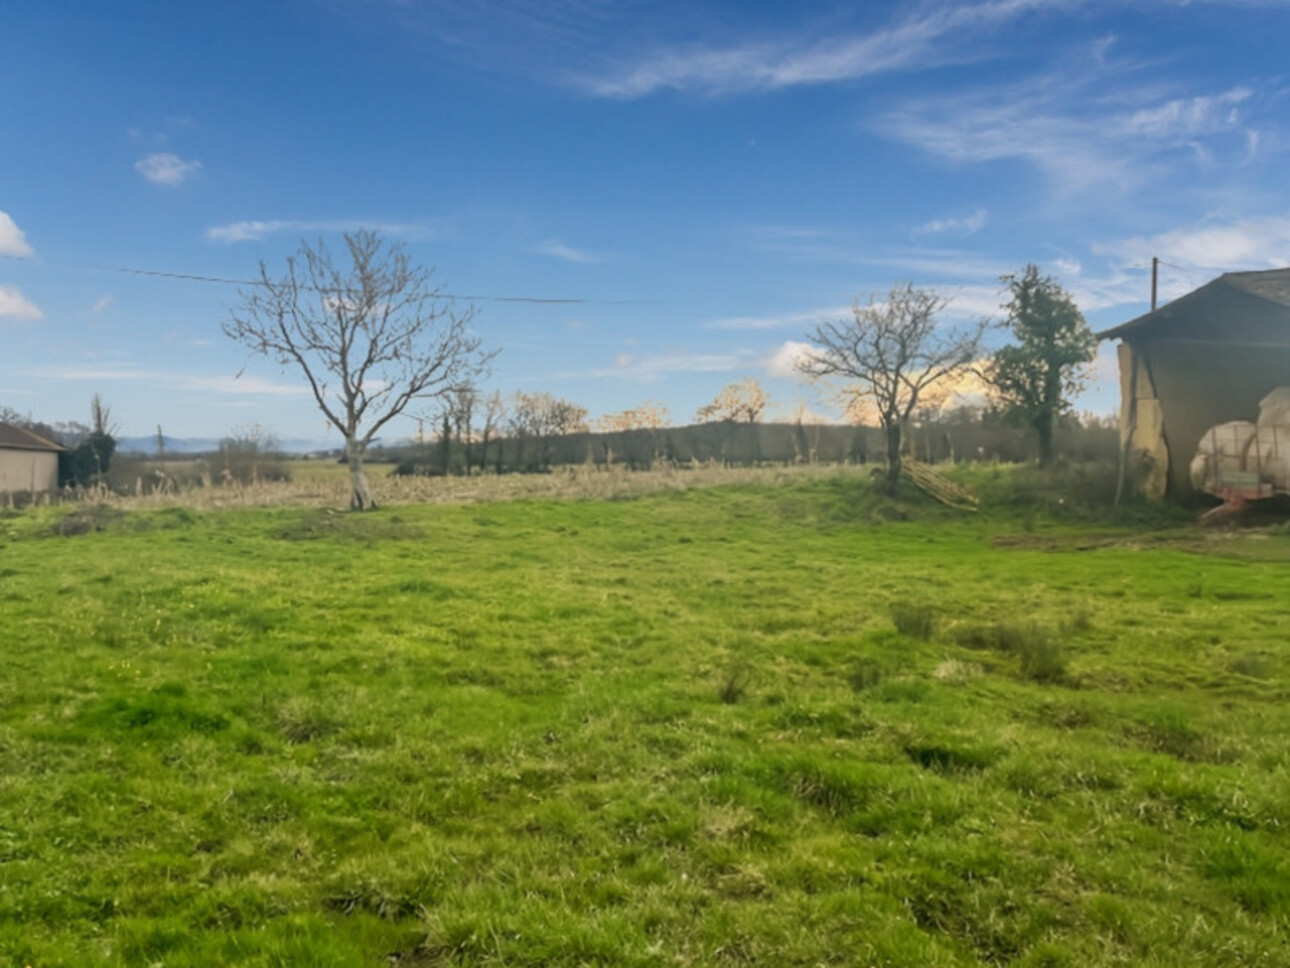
1151, 256, 1158, 312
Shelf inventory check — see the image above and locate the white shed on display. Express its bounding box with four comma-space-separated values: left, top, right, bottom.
0, 423, 63, 494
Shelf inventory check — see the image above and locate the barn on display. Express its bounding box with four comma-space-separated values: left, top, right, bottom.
0, 423, 63, 495
1099, 268, 1290, 501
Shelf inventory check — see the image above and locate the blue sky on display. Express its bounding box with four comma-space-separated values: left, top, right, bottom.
3, 0, 1289, 442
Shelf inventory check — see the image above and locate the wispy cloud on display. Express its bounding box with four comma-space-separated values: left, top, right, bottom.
535, 237, 608, 264
28, 363, 308, 396
135, 152, 203, 186
188, 374, 312, 397
913, 208, 989, 238
879, 67, 1260, 197
0, 211, 35, 258
573, 0, 1068, 98
704, 306, 849, 331
206, 219, 433, 243
748, 225, 1017, 281
588, 348, 754, 381
0, 285, 42, 321
91, 295, 114, 315
1097, 214, 1290, 273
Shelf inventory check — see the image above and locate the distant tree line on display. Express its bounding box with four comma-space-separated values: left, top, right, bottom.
381, 404, 1116, 477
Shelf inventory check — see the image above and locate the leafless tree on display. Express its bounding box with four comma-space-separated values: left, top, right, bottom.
695, 378, 768, 424
438, 383, 479, 473
798, 284, 986, 493
224, 230, 494, 509
596, 400, 671, 432
508, 392, 589, 470
90, 393, 117, 437
480, 390, 505, 473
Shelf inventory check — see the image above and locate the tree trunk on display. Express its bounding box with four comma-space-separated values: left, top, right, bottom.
1035, 413, 1054, 467
883, 419, 902, 494
346, 438, 377, 510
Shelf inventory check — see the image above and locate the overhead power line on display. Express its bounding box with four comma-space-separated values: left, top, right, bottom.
0, 253, 659, 306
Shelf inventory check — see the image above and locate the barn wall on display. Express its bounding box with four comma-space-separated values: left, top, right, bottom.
0, 449, 59, 494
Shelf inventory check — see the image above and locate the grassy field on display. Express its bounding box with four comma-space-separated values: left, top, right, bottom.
2, 468, 1288, 966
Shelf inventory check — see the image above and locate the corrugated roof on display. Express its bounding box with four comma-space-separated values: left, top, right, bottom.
0, 423, 65, 452
1098, 267, 1290, 340
1224, 267, 1290, 307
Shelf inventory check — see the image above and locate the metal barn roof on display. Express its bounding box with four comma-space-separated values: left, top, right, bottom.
1098, 267, 1290, 340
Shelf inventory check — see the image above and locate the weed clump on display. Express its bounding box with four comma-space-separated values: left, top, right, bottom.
1229, 653, 1271, 679
953, 621, 1067, 683
276, 698, 338, 744
1130, 707, 1231, 763
847, 657, 884, 692
903, 739, 1002, 774
47, 506, 123, 536
1017, 632, 1067, 683
718, 664, 751, 704
891, 602, 937, 640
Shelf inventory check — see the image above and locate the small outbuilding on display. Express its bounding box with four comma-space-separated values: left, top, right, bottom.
1099, 268, 1290, 501
0, 423, 64, 495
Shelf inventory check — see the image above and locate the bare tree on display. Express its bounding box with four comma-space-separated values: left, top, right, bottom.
508, 392, 589, 470
798, 284, 986, 493
596, 400, 671, 433
86, 393, 118, 484
90, 393, 116, 438
439, 384, 478, 473
480, 390, 505, 473
695, 378, 768, 424
224, 230, 493, 509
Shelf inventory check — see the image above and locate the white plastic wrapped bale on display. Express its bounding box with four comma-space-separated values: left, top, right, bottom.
1190, 421, 1257, 494
1258, 387, 1290, 427
1251, 423, 1290, 491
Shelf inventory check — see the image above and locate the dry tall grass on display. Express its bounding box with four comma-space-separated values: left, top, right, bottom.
39, 462, 873, 512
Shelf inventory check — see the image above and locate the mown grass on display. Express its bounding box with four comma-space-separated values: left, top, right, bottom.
1, 470, 1288, 965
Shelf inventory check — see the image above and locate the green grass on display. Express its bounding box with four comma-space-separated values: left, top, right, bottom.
1, 472, 1289, 965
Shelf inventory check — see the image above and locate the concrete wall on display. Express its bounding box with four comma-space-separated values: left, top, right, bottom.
0, 448, 59, 494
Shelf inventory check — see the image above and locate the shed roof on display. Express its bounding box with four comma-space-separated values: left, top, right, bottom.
1098, 267, 1290, 340
0, 423, 64, 452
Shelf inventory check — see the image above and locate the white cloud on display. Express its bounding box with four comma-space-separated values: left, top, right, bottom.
1097, 214, 1290, 273
28, 363, 308, 396
704, 305, 849, 331
0, 212, 34, 257
1123, 88, 1252, 138
879, 70, 1260, 198
935, 284, 1008, 320
186, 374, 311, 397
589, 349, 753, 381
135, 152, 203, 186
91, 295, 113, 315
206, 219, 432, 242
749, 227, 1017, 281
535, 238, 607, 264
913, 209, 989, 238
763, 340, 815, 380
575, 0, 1067, 97
0, 285, 42, 320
